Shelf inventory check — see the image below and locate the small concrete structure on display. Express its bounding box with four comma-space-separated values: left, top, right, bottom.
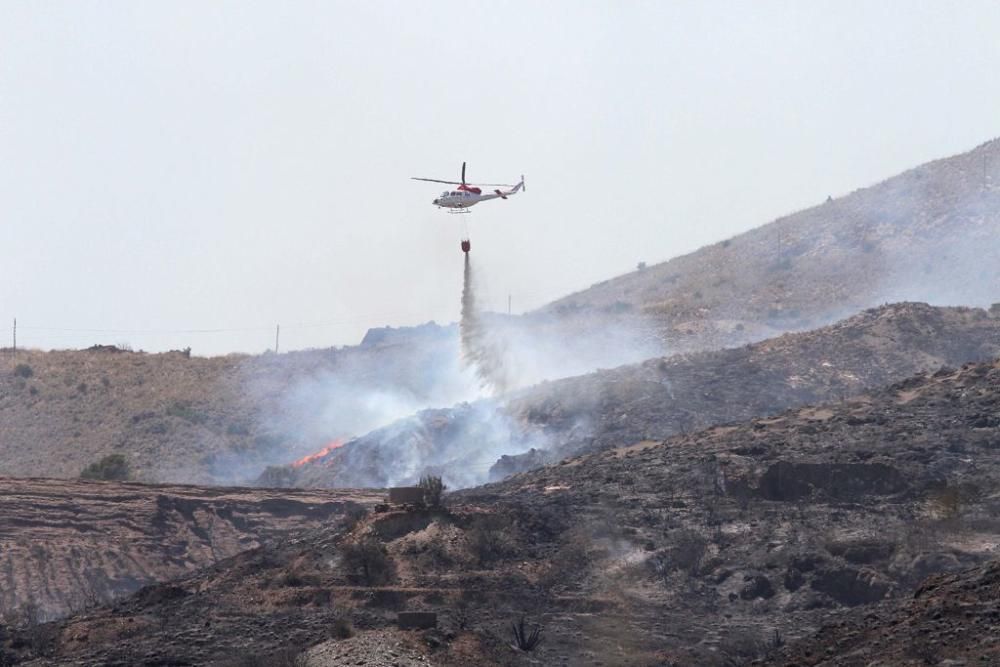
397, 611, 437, 630
388, 486, 425, 505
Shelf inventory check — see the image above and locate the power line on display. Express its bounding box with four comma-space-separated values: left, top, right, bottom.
14, 311, 423, 337
18, 325, 273, 334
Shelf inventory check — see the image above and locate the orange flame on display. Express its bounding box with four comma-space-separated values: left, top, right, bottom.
291, 439, 345, 468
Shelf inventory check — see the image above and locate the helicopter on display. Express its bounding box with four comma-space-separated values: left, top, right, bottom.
412, 162, 525, 211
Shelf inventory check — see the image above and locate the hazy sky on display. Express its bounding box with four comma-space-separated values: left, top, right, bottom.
3, 1, 1000, 354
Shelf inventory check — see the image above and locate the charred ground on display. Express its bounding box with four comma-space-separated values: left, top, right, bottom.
8, 358, 999, 666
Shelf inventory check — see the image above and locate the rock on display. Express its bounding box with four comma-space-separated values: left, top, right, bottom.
740, 574, 775, 600
811, 567, 891, 606
757, 462, 907, 501
397, 611, 438, 630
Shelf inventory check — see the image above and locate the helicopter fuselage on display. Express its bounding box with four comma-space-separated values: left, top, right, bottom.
432, 180, 523, 209
433, 187, 492, 209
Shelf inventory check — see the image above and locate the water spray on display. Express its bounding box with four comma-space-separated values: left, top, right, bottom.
461, 253, 510, 394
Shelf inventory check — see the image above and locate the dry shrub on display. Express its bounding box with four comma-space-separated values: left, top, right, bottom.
422, 532, 454, 566
928, 484, 965, 520
649, 529, 709, 577
540, 529, 596, 590
341, 531, 394, 585
331, 617, 353, 639
341, 504, 369, 533
467, 515, 518, 567
276, 570, 321, 588
719, 628, 784, 666
80, 454, 129, 481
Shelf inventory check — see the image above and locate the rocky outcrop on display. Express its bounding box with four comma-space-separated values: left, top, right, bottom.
809, 566, 891, 606
757, 461, 907, 501
770, 559, 1000, 665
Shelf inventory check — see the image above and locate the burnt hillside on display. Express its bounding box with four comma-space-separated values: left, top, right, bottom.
287, 302, 1000, 489
460, 357, 1000, 664
12, 359, 1000, 666
768, 559, 1000, 666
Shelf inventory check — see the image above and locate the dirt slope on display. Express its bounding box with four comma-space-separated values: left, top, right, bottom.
10, 359, 1000, 666
544, 138, 1000, 337
0, 329, 462, 484
0, 478, 381, 618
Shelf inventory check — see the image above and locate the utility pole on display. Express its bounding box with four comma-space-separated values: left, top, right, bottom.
274, 324, 280, 354
12, 318, 15, 358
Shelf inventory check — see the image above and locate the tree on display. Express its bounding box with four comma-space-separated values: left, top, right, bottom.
419, 475, 446, 509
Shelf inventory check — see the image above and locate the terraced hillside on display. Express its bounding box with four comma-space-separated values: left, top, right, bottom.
11, 358, 1000, 666
0, 478, 380, 618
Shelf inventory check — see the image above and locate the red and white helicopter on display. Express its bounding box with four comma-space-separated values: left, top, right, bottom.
412, 162, 525, 211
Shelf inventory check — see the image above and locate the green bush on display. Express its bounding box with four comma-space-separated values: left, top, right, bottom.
13, 364, 33, 378
80, 454, 130, 481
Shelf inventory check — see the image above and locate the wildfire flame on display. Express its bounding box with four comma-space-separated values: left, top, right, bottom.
291, 439, 345, 468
